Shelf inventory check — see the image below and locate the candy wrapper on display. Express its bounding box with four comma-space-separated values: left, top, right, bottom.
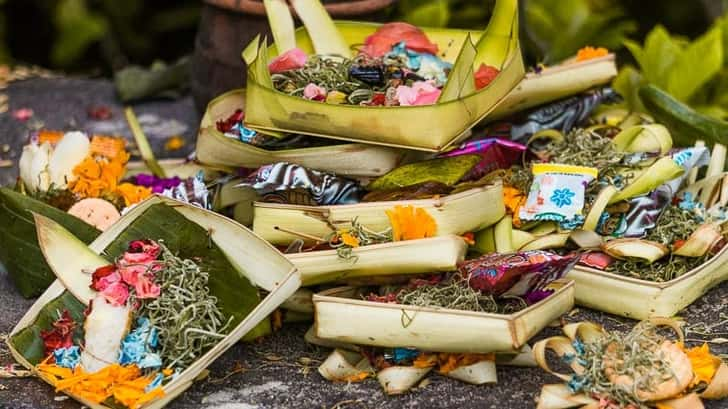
459, 250, 577, 299
490, 88, 619, 143
133, 172, 211, 210
519, 164, 597, 225
238, 162, 362, 205
439, 138, 526, 181
616, 146, 710, 237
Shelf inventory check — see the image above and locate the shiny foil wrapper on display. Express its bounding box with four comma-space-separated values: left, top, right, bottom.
459, 250, 577, 299
618, 147, 710, 237
238, 162, 362, 205
438, 138, 526, 181
503, 87, 619, 142
160, 171, 211, 210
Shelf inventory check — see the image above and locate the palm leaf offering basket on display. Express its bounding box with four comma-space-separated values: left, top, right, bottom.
313, 279, 573, 353
0, 159, 215, 299
253, 183, 505, 245
196, 89, 403, 177
568, 171, 728, 320
7, 196, 301, 409
288, 235, 467, 286
242, 0, 524, 152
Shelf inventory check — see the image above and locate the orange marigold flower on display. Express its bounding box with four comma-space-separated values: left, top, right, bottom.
436, 353, 494, 374
70, 150, 130, 199
117, 183, 153, 207
385, 205, 437, 241
413, 353, 438, 368
38, 130, 65, 145
576, 46, 609, 62
90, 135, 126, 159
339, 231, 360, 247
502, 186, 526, 227
342, 371, 370, 382
682, 343, 721, 386
36, 363, 165, 408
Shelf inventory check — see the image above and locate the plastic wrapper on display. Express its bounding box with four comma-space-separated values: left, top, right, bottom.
439, 138, 526, 181
459, 250, 578, 299
519, 164, 597, 226
238, 162, 362, 205
134, 172, 211, 210
617, 147, 710, 237
491, 87, 619, 143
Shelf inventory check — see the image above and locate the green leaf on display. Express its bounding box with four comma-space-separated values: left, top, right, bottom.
51, 0, 109, 67
612, 65, 645, 112
438, 34, 476, 102
10, 291, 86, 365
0, 187, 100, 298
401, 0, 451, 28
101, 203, 269, 339
524, 0, 635, 64
667, 26, 723, 101
640, 26, 681, 87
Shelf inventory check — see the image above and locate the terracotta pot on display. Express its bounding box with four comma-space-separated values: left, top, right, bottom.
191, 0, 396, 112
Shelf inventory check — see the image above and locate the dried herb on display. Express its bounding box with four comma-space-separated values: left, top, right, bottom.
394, 274, 527, 314
546, 128, 636, 195
325, 218, 392, 261
271, 55, 367, 100
644, 205, 700, 245
136, 242, 233, 371
570, 321, 680, 408
607, 253, 711, 282
607, 205, 707, 282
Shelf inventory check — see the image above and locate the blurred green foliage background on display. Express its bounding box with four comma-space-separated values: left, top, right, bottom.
0, 0, 724, 74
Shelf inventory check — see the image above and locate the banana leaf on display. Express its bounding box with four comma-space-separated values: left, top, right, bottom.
8, 196, 300, 409
1, 159, 221, 299
0, 187, 100, 298
242, 0, 524, 152
196, 89, 403, 177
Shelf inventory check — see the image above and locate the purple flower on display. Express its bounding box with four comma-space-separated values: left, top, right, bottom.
133, 174, 182, 193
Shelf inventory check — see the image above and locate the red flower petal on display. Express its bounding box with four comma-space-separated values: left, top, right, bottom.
474, 64, 500, 90
361, 22, 438, 58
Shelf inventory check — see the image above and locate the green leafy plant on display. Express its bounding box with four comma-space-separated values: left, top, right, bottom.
395, 0, 496, 29
523, 0, 637, 64
614, 20, 728, 118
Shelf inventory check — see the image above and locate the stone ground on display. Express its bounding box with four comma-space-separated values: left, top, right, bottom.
0, 77, 727, 409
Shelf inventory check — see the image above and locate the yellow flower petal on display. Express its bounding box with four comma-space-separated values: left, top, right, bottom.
386, 205, 437, 241
685, 343, 721, 386
340, 232, 360, 247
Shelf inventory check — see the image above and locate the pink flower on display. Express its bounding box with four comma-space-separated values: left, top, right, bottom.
127, 239, 161, 259
119, 263, 147, 287
395, 81, 441, 106
101, 282, 130, 306
12, 108, 34, 122
303, 83, 326, 101
268, 48, 308, 74
90, 264, 119, 291
134, 275, 161, 299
